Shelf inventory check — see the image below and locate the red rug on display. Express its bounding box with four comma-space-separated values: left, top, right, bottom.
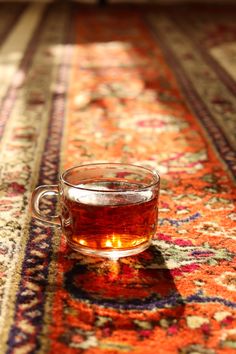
0, 2, 235, 353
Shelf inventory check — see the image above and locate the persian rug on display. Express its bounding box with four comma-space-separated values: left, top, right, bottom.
0, 2, 235, 354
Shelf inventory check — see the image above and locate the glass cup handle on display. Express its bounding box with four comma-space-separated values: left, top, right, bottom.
31, 185, 61, 227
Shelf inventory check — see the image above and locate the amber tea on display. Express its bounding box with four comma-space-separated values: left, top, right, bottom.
31, 163, 160, 258
61, 181, 158, 253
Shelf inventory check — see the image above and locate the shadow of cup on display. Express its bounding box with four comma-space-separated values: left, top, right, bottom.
64, 245, 185, 320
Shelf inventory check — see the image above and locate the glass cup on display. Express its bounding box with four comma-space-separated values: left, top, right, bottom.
31, 163, 160, 258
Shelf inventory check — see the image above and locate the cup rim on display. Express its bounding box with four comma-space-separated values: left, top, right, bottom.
60, 162, 160, 192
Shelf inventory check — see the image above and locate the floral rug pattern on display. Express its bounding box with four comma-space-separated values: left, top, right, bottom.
0, 2, 235, 354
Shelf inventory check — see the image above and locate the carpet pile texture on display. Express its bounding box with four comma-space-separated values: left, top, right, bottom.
0, 2, 235, 353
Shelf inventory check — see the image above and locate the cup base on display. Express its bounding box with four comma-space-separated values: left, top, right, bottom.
67, 239, 152, 259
